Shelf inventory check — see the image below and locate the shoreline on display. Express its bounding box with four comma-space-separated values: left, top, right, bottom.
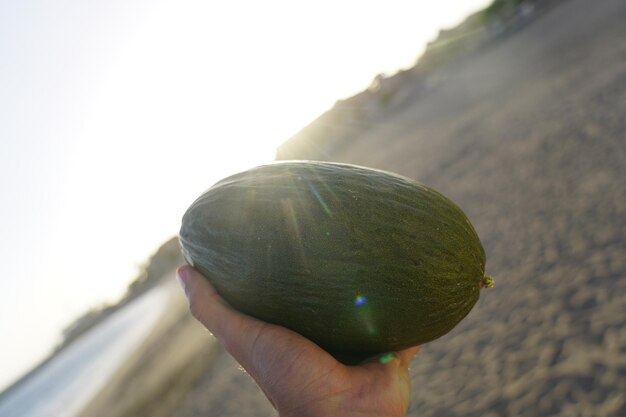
0, 280, 174, 417
0, 238, 183, 405
75, 276, 220, 417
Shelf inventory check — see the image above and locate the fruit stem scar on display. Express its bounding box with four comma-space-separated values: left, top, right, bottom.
480, 275, 495, 289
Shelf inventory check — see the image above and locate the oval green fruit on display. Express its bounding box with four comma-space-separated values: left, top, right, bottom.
179, 161, 493, 362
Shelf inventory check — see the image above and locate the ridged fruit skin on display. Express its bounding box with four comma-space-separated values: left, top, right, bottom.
180, 161, 488, 360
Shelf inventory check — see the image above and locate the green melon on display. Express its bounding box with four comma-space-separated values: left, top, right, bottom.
179, 161, 493, 363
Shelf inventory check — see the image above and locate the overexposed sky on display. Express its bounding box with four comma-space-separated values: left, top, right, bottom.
0, 0, 491, 391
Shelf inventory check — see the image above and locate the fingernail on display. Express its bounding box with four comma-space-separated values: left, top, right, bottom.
176, 267, 189, 290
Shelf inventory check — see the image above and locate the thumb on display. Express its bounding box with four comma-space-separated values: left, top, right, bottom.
176, 265, 264, 359
176, 266, 250, 345
176, 265, 230, 328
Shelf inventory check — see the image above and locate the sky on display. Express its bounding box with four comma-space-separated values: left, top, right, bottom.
0, 0, 491, 391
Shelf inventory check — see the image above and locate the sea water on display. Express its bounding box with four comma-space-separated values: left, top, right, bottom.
0, 285, 170, 417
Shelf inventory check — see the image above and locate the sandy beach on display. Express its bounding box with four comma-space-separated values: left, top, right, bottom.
76, 0, 625, 416
75, 276, 222, 417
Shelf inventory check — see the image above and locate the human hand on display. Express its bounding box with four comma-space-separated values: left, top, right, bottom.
176, 265, 420, 417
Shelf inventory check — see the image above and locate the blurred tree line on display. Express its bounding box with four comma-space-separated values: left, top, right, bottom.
58, 237, 183, 350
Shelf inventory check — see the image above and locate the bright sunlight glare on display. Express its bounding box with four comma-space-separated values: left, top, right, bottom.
0, 0, 491, 391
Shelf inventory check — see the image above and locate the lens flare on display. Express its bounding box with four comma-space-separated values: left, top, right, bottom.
379, 352, 394, 364
306, 181, 332, 216
354, 294, 368, 306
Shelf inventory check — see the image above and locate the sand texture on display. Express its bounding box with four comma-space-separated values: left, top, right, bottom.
86, 0, 626, 415
275, 1, 626, 416
175, 0, 626, 415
